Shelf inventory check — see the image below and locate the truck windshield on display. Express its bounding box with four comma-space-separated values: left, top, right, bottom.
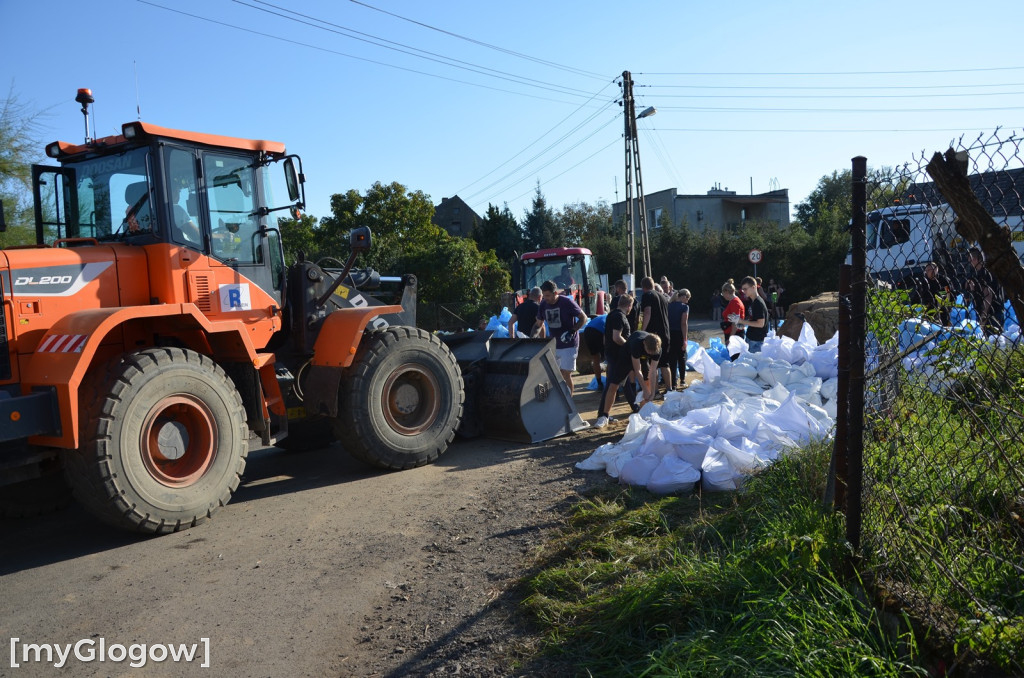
63, 147, 152, 242
523, 258, 579, 290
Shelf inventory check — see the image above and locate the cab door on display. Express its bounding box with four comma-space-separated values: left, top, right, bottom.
201, 151, 282, 306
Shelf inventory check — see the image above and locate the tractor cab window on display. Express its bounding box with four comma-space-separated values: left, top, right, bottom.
164, 147, 202, 247
204, 153, 258, 264
50, 146, 153, 244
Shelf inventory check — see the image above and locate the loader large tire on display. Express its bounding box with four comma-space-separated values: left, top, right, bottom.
335, 327, 463, 470
64, 348, 248, 534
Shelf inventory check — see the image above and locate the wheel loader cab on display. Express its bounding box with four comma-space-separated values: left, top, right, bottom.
35, 121, 299, 303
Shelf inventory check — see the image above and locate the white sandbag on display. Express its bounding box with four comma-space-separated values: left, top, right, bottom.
618, 453, 661, 487
635, 426, 676, 458
761, 335, 796, 362
701, 449, 738, 492
658, 390, 688, 419
798, 321, 818, 349
604, 449, 633, 479
575, 442, 622, 471
700, 349, 721, 381
638, 400, 661, 418
720, 376, 765, 395
647, 455, 701, 495
820, 377, 838, 403
770, 392, 829, 444
715, 402, 756, 440
719, 360, 759, 382
727, 334, 748, 357
808, 345, 838, 379
688, 345, 710, 373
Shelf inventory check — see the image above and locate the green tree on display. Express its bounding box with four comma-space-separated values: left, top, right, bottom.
473, 202, 522, 263
521, 184, 562, 250
277, 212, 321, 264
557, 200, 612, 247
318, 181, 440, 274
0, 86, 46, 247
794, 169, 852, 235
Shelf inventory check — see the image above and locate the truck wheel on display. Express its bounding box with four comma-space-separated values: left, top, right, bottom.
64, 348, 248, 534
335, 327, 463, 470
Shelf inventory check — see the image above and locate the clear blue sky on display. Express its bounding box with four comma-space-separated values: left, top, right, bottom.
3, 0, 1022, 225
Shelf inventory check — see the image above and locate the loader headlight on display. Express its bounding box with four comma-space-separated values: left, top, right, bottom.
45, 142, 62, 158
122, 122, 142, 139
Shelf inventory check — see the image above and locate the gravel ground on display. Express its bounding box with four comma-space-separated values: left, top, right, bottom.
0, 321, 720, 677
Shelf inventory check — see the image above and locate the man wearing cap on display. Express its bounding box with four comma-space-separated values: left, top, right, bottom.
534, 279, 588, 394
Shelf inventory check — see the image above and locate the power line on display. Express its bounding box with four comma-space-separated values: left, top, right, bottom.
649, 127, 1013, 133
234, 0, 598, 100
464, 105, 618, 202
454, 80, 618, 195
137, 1, 602, 107
656, 104, 1024, 113
643, 90, 1024, 100
641, 82, 1024, 91
483, 137, 622, 214
641, 66, 1024, 76
348, 0, 608, 81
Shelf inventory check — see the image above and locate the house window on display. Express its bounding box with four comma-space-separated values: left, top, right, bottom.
453, 207, 460, 216
648, 207, 663, 227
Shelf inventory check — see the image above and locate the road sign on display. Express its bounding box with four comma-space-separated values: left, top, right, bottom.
748, 249, 763, 264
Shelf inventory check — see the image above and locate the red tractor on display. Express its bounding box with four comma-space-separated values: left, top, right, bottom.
517, 247, 604, 316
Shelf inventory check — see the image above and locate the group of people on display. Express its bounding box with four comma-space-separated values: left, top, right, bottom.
717, 277, 771, 355
909, 247, 1006, 336
592, 277, 691, 428
507, 274, 693, 429
711, 276, 785, 327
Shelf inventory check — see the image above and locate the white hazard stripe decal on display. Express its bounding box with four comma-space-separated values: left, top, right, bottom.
38, 334, 88, 353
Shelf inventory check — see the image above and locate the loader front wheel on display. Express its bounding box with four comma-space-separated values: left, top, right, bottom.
64, 348, 248, 534
336, 327, 463, 470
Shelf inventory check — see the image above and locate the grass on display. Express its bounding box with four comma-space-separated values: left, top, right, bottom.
520, 314, 1024, 676
521, 442, 930, 677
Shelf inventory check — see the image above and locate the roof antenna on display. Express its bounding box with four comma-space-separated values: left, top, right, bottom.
134, 60, 142, 120
75, 88, 95, 144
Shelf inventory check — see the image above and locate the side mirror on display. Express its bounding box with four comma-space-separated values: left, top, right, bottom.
284, 158, 300, 202
0, 199, 6, 233
350, 226, 372, 252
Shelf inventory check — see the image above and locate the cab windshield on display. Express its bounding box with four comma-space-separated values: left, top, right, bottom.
61, 147, 153, 243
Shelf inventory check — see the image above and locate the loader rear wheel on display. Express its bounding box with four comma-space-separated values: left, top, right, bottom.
64, 348, 248, 534
335, 327, 463, 470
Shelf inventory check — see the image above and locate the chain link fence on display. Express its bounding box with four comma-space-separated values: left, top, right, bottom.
842, 130, 1024, 674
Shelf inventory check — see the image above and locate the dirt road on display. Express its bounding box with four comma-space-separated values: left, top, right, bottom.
0, 321, 719, 677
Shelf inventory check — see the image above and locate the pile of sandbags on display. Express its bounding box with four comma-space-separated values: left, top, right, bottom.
577, 324, 838, 494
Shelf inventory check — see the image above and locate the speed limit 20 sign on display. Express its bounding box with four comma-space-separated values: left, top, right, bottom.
748, 249, 763, 264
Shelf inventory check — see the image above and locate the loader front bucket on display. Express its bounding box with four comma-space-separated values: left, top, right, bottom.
440, 332, 589, 444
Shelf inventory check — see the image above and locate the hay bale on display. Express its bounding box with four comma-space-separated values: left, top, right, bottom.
778, 292, 839, 344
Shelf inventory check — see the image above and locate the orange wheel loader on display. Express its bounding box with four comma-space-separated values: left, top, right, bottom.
0, 90, 465, 532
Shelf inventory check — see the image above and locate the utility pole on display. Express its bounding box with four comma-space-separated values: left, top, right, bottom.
621, 71, 654, 284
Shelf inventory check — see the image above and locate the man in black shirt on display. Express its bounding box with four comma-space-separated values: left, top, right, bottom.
639, 276, 671, 392
595, 325, 661, 428
733, 276, 769, 352
965, 247, 1005, 336
609, 279, 639, 332
508, 287, 541, 337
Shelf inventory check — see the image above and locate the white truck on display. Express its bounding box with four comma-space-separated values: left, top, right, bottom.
859, 202, 1024, 286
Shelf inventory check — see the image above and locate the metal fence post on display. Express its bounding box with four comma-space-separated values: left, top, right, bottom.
847, 157, 867, 553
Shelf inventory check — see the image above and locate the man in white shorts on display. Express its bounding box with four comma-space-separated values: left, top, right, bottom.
534, 279, 588, 394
